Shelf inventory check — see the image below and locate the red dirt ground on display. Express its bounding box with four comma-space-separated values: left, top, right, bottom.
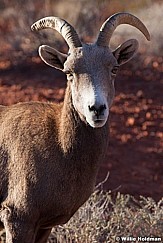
0, 54, 162, 201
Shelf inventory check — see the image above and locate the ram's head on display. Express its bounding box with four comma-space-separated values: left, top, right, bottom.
31, 13, 150, 128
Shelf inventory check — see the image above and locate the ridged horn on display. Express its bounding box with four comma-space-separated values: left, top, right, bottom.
31, 17, 82, 49
96, 13, 150, 47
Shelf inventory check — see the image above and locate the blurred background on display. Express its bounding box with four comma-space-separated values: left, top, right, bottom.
1, 0, 163, 57
0, 0, 162, 201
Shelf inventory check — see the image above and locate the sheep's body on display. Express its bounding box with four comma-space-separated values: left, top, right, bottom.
0, 13, 149, 243
0, 85, 108, 241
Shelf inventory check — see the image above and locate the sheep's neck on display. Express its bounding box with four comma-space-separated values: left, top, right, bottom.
58, 83, 81, 154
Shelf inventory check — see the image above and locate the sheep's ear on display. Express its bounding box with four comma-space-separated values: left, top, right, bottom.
39, 45, 68, 70
113, 39, 139, 65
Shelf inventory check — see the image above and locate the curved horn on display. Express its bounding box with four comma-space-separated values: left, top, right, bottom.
96, 13, 150, 47
31, 17, 82, 49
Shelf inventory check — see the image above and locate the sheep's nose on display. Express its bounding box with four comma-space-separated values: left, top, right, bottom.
88, 104, 106, 116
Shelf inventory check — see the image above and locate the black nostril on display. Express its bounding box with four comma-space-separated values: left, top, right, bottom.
99, 104, 106, 113
88, 105, 96, 112
88, 104, 106, 115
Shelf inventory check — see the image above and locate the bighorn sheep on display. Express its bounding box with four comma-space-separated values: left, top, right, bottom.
0, 13, 150, 243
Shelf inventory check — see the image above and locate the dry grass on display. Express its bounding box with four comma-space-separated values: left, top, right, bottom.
47, 177, 163, 243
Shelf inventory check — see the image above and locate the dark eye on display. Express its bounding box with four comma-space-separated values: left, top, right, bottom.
111, 66, 119, 75
64, 70, 72, 75
64, 70, 74, 79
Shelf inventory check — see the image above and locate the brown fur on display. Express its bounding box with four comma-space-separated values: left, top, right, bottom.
0, 81, 108, 242
0, 12, 149, 242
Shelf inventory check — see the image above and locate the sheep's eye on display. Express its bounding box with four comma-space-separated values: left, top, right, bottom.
64, 70, 74, 79
111, 66, 119, 75
65, 70, 72, 75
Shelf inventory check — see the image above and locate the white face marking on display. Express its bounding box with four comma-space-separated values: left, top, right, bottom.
83, 83, 109, 128
71, 74, 110, 128
65, 44, 117, 128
